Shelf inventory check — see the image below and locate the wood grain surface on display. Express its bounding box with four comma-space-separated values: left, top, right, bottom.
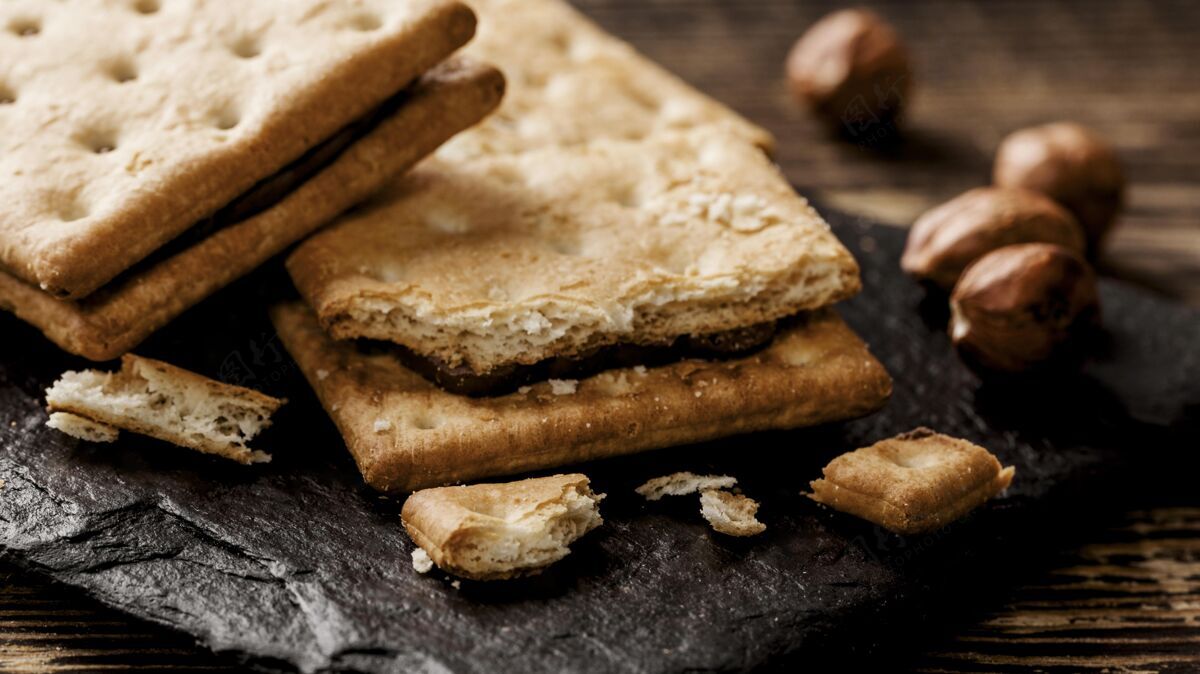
578, 0, 1200, 304
2, 0, 1198, 671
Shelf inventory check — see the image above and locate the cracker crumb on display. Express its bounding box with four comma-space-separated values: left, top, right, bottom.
411, 548, 434, 574
316, 369, 329, 381
331, 403, 341, 412
373, 418, 392, 433
451, 580, 462, 590
636, 472, 738, 501
694, 390, 703, 398
633, 365, 647, 375
517, 386, 532, 395
700, 489, 766, 536
548, 379, 578, 395
0, 479, 5, 489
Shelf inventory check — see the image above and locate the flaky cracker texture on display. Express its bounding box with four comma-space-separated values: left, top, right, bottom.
45, 354, 284, 464
401, 473, 604, 581
700, 490, 766, 537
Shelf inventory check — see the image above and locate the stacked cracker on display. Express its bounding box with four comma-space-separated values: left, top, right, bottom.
0, 0, 503, 359
272, 0, 893, 492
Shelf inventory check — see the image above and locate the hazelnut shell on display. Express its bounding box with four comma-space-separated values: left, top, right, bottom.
902, 187, 1086, 290
786, 9, 912, 132
993, 122, 1124, 252
950, 243, 1100, 373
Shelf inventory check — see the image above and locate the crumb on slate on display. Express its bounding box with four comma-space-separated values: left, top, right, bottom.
412, 548, 433, 574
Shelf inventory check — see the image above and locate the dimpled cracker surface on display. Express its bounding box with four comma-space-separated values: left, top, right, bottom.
809, 428, 1016, 535
270, 302, 892, 492
0, 0, 475, 298
288, 128, 860, 373
437, 0, 773, 159
0, 59, 505, 361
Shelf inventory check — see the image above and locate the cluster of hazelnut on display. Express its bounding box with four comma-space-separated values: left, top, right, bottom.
904, 124, 1120, 374
787, 9, 1123, 375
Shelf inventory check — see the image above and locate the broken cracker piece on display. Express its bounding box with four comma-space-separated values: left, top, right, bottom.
699, 490, 766, 537
809, 427, 1015, 535
46, 412, 119, 443
401, 474, 604, 581
45, 354, 285, 465
636, 472, 738, 501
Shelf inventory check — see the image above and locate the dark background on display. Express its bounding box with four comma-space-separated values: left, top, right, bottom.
3, 1, 1198, 672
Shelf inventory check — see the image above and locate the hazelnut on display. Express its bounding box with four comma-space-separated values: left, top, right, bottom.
950, 243, 1100, 374
902, 187, 1086, 290
993, 122, 1124, 252
786, 9, 912, 135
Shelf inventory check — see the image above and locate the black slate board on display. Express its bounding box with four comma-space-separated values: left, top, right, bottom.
1, 213, 1197, 673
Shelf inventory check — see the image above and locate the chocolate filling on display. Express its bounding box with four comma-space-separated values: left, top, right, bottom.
103, 84, 416, 289
358, 320, 783, 397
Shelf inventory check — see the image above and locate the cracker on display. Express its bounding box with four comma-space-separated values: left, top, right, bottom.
270, 302, 891, 493
401, 473, 604, 580
809, 428, 1016, 535
287, 129, 860, 374
699, 490, 766, 537
45, 354, 285, 464
635, 472, 738, 501
438, 0, 774, 158
0, 60, 505, 361
0, 0, 477, 298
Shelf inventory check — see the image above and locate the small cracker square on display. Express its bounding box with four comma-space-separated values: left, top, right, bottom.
270, 302, 891, 493
809, 428, 1015, 535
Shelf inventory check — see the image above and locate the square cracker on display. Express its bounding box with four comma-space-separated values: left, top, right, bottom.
0, 60, 505, 361
438, 0, 774, 158
270, 302, 892, 493
0, 0, 475, 298
809, 428, 1016, 535
287, 128, 860, 375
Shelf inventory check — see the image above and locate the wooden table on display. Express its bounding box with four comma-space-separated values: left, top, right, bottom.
2, 1, 1197, 671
